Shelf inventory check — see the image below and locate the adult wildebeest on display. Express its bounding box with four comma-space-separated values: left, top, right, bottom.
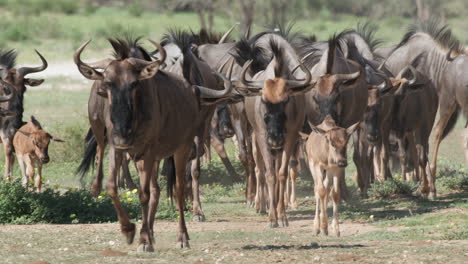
74, 37, 235, 251
385, 62, 438, 197
13, 116, 64, 192
0, 49, 48, 182
159, 28, 240, 222
302, 115, 359, 236
379, 20, 468, 199
196, 29, 260, 207
233, 34, 314, 227
297, 29, 373, 198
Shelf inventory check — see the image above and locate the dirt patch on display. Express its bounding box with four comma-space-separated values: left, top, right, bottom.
336, 254, 364, 262
101, 249, 127, 256
25, 262, 50, 264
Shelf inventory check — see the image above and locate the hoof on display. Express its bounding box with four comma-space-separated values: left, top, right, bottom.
314, 229, 320, 236
137, 243, 154, 252
193, 214, 206, 222
279, 217, 289, 227
290, 202, 298, 210
175, 241, 190, 249
268, 221, 279, 228
122, 223, 136, 245
320, 229, 329, 236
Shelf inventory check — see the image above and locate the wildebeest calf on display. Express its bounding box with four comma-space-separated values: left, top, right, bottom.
302, 115, 359, 237
13, 116, 63, 192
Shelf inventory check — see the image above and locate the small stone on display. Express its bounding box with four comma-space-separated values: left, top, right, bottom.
109, 241, 115, 246
63, 248, 69, 251
310, 242, 319, 248
240, 253, 245, 257
374, 250, 379, 254
204, 249, 209, 253
27, 243, 32, 247
313, 256, 321, 261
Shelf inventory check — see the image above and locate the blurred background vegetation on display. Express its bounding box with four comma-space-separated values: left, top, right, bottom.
0, 0, 466, 61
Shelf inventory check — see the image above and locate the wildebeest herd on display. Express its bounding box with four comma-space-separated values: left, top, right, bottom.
0, 19, 467, 252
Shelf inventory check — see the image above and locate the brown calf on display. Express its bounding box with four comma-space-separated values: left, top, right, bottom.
302, 115, 359, 236
13, 116, 63, 192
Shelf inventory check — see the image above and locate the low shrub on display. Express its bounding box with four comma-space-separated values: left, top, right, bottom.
437, 163, 468, 193
0, 180, 187, 224
368, 179, 418, 199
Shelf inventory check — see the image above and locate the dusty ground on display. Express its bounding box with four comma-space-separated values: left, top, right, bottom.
1, 199, 467, 264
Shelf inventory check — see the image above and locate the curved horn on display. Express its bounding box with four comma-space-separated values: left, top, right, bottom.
395, 65, 409, 79
285, 62, 312, 89
240, 60, 265, 88
331, 70, 360, 83
373, 71, 392, 92
406, 65, 418, 85
17, 50, 48, 77
74, 40, 104, 80
219, 24, 237, 44
148, 40, 166, 64
0, 79, 16, 102
196, 71, 233, 98
446, 46, 457, 62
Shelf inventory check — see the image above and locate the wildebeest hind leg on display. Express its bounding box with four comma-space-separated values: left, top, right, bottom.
174, 147, 191, 248
148, 161, 161, 243
191, 136, 205, 222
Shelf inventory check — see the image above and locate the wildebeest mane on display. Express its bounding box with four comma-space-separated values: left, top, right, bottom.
266, 21, 302, 43
193, 28, 233, 44
108, 35, 152, 61
392, 19, 465, 56
0, 49, 17, 70
232, 35, 270, 74
161, 29, 205, 87
326, 34, 340, 74
269, 39, 287, 77
295, 37, 324, 69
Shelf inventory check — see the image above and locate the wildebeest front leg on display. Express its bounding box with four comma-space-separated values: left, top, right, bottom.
396, 137, 407, 181
107, 147, 136, 245
211, 135, 238, 180
191, 136, 205, 222
36, 163, 43, 192
277, 144, 294, 227
148, 160, 161, 241
24, 155, 35, 191
136, 157, 155, 252
174, 147, 191, 248
17, 155, 27, 187
2, 137, 14, 182
429, 102, 457, 199
257, 137, 278, 228
331, 170, 343, 237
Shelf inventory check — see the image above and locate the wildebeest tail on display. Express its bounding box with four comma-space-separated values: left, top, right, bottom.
76, 128, 97, 183
441, 104, 460, 140
162, 156, 176, 201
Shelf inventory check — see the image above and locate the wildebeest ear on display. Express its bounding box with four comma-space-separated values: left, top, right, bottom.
139, 62, 161, 80
346, 122, 360, 136
24, 78, 44, 87
78, 65, 104, 81
311, 126, 326, 135
48, 134, 65, 142
30, 116, 42, 130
